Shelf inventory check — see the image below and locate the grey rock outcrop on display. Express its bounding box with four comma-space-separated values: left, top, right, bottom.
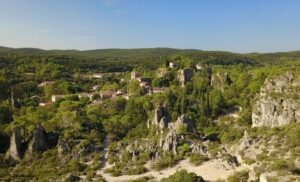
58, 139, 97, 163
159, 115, 195, 155
28, 124, 49, 154
160, 130, 178, 155
178, 68, 194, 86
252, 72, 300, 127
149, 105, 170, 129
5, 127, 22, 163
191, 142, 210, 157
123, 139, 158, 161
239, 130, 252, 150
169, 114, 195, 133
211, 72, 231, 90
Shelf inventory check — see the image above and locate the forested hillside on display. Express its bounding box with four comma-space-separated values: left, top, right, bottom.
0, 47, 299, 181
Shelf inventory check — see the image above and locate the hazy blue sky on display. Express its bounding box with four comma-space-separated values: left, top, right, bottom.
0, 0, 299, 53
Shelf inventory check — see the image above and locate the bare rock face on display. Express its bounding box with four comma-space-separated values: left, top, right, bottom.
5, 127, 22, 163
124, 139, 158, 161
149, 105, 170, 129
191, 142, 210, 157
28, 124, 49, 154
57, 139, 96, 163
239, 130, 252, 150
210, 72, 231, 90
252, 72, 300, 127
169, 114, 195, 133
160, 130, 178, 155
159, 115, 195, 155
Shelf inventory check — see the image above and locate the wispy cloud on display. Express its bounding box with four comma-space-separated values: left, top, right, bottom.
114, 9, 128, 16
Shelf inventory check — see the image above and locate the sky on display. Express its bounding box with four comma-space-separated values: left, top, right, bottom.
0, 0, 299, 53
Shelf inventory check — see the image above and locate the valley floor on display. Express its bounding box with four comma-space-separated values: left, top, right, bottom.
96, 158, 246, 182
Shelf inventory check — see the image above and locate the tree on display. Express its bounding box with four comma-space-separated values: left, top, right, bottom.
127, 80, 141, 95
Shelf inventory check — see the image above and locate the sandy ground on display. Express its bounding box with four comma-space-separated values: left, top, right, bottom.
96, 158, 246, 182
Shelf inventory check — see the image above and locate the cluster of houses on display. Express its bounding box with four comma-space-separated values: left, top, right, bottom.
37, 62, 206, 107
131, 71, 165, 94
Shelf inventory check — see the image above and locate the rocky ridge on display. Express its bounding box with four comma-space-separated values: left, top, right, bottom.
252, 72, 300, 127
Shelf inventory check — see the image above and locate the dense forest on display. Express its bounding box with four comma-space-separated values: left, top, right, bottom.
0, 46, 299, 181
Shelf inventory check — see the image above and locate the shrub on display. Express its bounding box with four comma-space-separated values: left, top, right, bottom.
256, 153, 268, 161
104, 167, 122, 177
151, 154, 178, 171
227, 170, 249, 182
189, 153, 209, 166
127, 176, 154, 182
177, 124, 187, 134
124, 165, 147, 175
69, 159, 86, 172
178, 143, 190, 156
161, 169, 204, 182
243, 157, 255, 165
270, 159, 294, 171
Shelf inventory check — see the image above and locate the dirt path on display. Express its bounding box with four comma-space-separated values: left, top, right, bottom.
96, 158, 246, 182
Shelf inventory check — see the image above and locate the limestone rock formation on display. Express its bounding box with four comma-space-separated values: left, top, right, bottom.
252, 72, 300, 127
210, 72, 231, 90
160, 130, 178, 155
123, 139, 158, 161
58, 139, 96, 163
159, 115, 195, 155
149, 105, 170, 129
169, 114, 195, 133
239, 130, 252, 150
5, 127, 23, 163
28, 124, 49, 154
190, 142, 210, 157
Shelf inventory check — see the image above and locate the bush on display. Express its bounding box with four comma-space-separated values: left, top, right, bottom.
227, 170, 249, 182
161, 169, 204, 182
189, 153, 209, 166
178, 143, 190, 156
69, 159, 86, 172
151, 154, 178, 171
124, 165, 147, 175
127, 176, 154, 182
270, 159, 294, 171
